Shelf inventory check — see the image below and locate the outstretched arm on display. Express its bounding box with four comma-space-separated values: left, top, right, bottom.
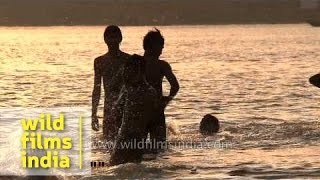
309, 73, 320, 88
92, 58, 102, 130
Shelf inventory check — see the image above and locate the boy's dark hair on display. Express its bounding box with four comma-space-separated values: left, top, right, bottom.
143, 28, 164, 50
200, 114, 220, 135
104, 25, 122, 43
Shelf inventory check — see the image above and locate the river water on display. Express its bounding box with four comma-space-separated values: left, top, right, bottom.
0, 24, 319, 179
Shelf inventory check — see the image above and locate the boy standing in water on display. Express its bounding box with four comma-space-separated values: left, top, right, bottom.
91, 25, 130, 140
143, 29, 180, 150
110, 55, 159, 165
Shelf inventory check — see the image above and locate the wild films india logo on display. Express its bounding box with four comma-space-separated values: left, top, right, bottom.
0, 108, 91, 176
21, 114, 74, 169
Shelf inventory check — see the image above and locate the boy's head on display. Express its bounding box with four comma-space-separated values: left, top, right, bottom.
104, 25, 122, 48
143, 28, 164, 57
200, 114, 220, 135
124, 54, 145, 86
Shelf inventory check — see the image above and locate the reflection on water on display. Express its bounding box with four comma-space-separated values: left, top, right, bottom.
0, 24, 320, 179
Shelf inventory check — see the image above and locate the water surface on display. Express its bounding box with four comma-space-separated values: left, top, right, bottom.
0, 24, 320, 179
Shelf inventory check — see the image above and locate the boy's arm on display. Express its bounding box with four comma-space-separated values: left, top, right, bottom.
160, 61, 180, 109
92, 58, 102, 130
309, 73, 320, 88
162, 61, 180, 98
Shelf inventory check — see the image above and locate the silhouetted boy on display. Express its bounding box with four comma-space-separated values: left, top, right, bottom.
109, 55, 159, 165
91, 25, 130, 140
143, 29, 180, 150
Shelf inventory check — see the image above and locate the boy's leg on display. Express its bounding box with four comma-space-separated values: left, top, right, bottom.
103, 106, 118, 141
109, 132, 145, 165
149, 109, 167, 152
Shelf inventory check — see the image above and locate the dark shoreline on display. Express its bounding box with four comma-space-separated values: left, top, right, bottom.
0, 22, 311, 27
0, 0, 317, 27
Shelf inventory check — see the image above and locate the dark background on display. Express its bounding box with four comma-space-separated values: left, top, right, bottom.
0, 0, 319, 26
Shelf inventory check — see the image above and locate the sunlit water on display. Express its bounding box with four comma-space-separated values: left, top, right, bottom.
0, 24, 320, 179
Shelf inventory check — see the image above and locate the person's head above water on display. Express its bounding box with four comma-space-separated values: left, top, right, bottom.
143, 28, 164, 57
200, 114, 220, 135
104, 25, 122, 51
309, 73, 320, 88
